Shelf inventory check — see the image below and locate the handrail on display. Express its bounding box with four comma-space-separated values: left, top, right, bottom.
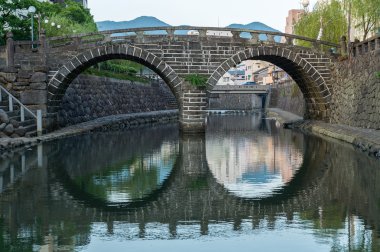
0, 85, 42, 135
45, 26, 340, 49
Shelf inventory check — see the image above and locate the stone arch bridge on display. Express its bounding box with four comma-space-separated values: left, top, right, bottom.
2, 26, 341, 133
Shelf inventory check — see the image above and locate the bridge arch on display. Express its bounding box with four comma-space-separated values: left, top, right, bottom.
47, 44, 182, 114
207, 46, 332, 120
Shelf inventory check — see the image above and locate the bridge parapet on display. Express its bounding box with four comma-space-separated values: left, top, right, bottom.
41, 26, 340, 54
351, 34, 380, 56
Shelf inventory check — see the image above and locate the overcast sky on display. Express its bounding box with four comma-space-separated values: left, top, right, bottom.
88, 0, 318, 32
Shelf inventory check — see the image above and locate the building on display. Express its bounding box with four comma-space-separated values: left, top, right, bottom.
216, 72, 235, 85
283, 9, 304, 42
216, 60, 273, 85
284, 9, 304, 35
242, 60, 271, 82
216, 68, 245, 85
253, 65, 289, 85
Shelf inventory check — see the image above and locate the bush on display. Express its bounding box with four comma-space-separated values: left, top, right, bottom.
184, 74, 208, 88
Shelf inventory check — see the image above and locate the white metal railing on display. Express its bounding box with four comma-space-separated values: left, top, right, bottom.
0, 86, 42, 136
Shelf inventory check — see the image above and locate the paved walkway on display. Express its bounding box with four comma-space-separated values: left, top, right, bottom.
266, 108, 303, 123
267, 107, 380, 158
0, 110, 178, 153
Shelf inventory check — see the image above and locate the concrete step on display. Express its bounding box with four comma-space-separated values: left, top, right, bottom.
23, 124, 37, 133
20, 119, 36, 127
6, 111, 20, 118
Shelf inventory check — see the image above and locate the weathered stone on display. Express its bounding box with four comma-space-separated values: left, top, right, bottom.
0, 72, 16, 82
30, 82, 47, 90
30, 72, 47, 83
0, 109, 9, 123
20, 90, 47, 105
10, 133, 19, 138
17, 78, 30, 83
4, 124, 14, 135
0, 123, 6, 130
10, 119, 19, 128
33, 65, 49, 73
17, 70, 32, 79
0, 66, 18, 73
14, 126, 26, 136
14, 81, 29, 86
0, 132, 9, 138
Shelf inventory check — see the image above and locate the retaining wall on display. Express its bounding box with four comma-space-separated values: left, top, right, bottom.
208, 93, 263, 110
58, 75, 177, 127
330, 50, 380, 129
269, 82, 305, 117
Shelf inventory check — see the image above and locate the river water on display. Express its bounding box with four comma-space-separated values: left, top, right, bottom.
0, 113, 379, 251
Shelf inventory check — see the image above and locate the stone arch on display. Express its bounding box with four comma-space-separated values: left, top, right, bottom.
47, 44, 182, 113
207, 46, 332, 120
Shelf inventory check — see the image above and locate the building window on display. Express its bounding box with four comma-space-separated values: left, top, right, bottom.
223, 77, 229, 82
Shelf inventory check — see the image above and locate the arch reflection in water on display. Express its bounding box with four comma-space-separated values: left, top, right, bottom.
206, 114, 304, 198
50, 124, 179, 205
1, 114, 380, 251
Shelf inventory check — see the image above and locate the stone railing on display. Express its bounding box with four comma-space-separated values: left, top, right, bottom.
43, 26, 340, 53
351, 34, 380, 56
2, 27, 342, 68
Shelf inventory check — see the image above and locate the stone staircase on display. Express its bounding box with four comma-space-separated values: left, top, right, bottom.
0, 87, 42, 138
0, 100, 38, 138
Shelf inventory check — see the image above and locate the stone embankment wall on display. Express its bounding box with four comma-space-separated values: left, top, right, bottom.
58, 75, 177, 127
269, 82, 305, 117
208, 93, 263, 110
0, 66, 48, 113
330, 50, 380, 129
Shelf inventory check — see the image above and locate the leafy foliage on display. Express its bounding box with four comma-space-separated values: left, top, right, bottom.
185, 74, 208, 88
294, 0, 347, 46
350, 0, 380, 40
0, 0, 97, 45
0, 0, 37, 44
84, 60, 148, 83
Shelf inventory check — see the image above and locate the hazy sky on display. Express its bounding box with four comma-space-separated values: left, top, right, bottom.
88, 0, 318, 32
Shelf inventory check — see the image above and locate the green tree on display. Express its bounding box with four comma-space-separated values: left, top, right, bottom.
294, 0, 347, 46
0, 0, 97, 45
350, 0, 380, 40
0, 0, 37, 44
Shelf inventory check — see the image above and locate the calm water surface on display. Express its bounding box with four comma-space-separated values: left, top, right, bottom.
0, 113, 379, 251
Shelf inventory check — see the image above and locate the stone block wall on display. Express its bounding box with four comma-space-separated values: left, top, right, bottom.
330, 50, 380, 129
57, 75, 177, 127
269, 82, 305, 117
208, 93, 263, 110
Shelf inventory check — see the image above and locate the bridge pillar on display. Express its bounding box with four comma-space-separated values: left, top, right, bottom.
179, 84, 207, 133
179, 133, 208, 175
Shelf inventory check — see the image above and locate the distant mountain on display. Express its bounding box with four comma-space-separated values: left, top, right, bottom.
226, 22, 281, 41
97, 16, 170, 31
96, 17, 280, 40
